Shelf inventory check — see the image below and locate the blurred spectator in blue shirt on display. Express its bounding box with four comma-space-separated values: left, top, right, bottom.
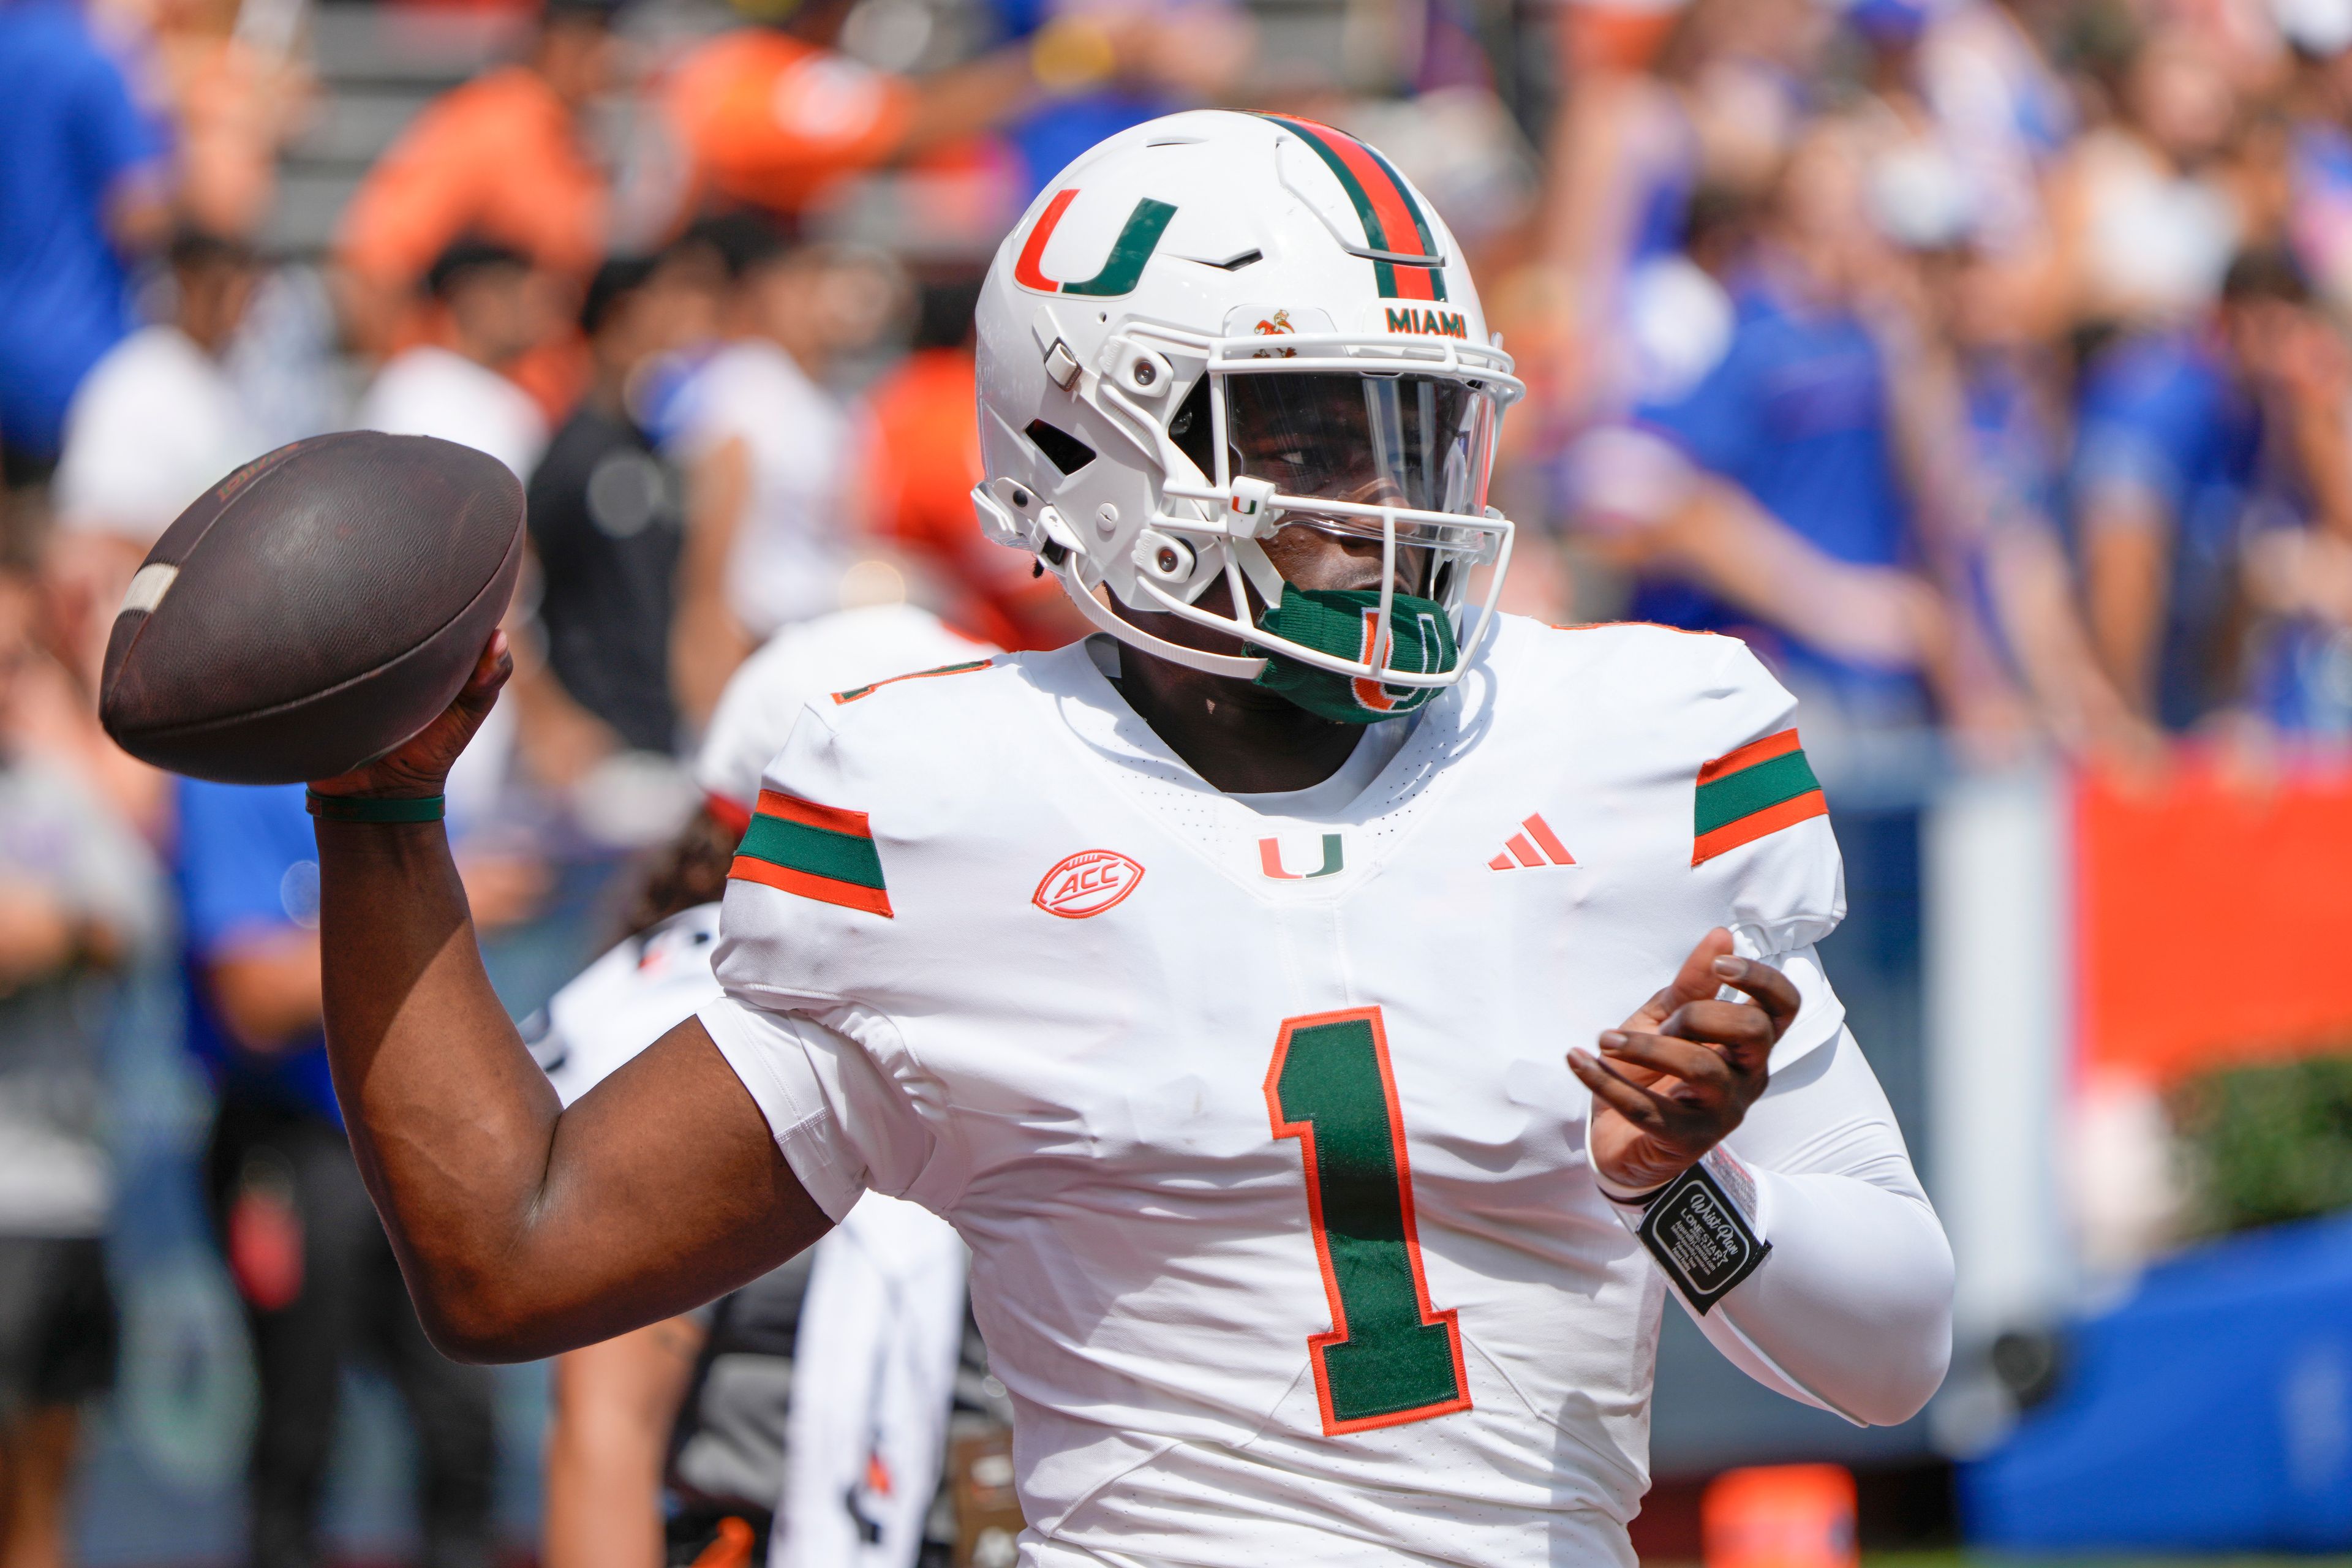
2070, 322, 2258, 730
2105, 246, 2352, 740
176, 780, 336, 1126
1630, 268, 1916, 661
1923, 257, 2150, 760
176, 778, 496, 1568
1852, 118, 2149, 760
1567, 145, 1991, 752
2064, 249, 2352, 734
979, 0, 1248, 204
0, 0, 169, 492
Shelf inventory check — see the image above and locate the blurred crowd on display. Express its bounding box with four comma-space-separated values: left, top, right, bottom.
1536, 0, 2352, 782
4, 0, 2352, 1555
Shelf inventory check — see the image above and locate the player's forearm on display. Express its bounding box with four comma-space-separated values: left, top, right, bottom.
1643, 1028, 1953, 1425
315, 816, 574, 1355
1698, 1167, 1953, 1425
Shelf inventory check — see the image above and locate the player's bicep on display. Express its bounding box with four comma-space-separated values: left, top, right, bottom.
532, 1016, 833, 1349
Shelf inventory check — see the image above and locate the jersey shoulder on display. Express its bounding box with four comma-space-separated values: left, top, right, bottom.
717, 652, 1082, 1009
1491, 614, 1791, 744
734, 648, 1074, 903
1489, 615, 1833, 878
793, 644, 1061, 782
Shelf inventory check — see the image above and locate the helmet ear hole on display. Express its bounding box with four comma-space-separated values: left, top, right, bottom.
1025, 420, 1097, 476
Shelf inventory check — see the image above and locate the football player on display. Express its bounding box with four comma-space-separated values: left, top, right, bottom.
535, 604, 986, 1568
306, 111, 1953, 1567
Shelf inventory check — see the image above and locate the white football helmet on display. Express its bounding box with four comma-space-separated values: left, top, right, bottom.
971, 109, 1522, 690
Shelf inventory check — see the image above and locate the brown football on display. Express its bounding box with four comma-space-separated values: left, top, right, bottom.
99, 431, 526, 785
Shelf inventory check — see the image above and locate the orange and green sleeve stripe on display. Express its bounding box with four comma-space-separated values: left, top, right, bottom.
730, 789, 892, 918
1692, 729, 1827, 866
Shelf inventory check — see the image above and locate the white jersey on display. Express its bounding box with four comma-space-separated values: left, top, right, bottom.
526, 905, 967, 1568
700, 616, 1865, 1567
698, 605, 994, 812
530, 905, 726, 1109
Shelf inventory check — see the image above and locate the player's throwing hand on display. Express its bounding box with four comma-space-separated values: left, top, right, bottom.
1567, 929, 1801, 1194
309, 632, 512, 801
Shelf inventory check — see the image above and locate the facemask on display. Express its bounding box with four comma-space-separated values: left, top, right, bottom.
1248, 586, 1460, 724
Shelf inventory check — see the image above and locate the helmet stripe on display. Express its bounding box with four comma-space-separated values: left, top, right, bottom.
1357, 141, 1446, 284
1261, 115, 1447, 303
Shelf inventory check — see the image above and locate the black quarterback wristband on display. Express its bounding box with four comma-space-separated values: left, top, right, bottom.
1613, 1148, 1771, 1315
306, 790, 446, 824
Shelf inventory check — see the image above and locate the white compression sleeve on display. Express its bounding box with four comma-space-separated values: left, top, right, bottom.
1630, 1027, 1954, 1426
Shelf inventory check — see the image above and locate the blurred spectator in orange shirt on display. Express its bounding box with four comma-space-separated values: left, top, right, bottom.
332, 0, 619, 417
647, 0, 1144, 231
855, 271, 1082, 650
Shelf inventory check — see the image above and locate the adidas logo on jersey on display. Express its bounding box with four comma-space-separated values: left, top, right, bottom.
1487, 814, 1575, 871
1033, 850, 1145, 919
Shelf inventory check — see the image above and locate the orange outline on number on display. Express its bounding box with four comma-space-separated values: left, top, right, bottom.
1264, 1005, 1473, 1436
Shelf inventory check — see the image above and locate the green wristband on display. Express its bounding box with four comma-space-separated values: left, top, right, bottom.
306, 790, 445, 824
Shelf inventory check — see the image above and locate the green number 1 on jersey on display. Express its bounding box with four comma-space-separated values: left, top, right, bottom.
1265, 1006, 1472, 1434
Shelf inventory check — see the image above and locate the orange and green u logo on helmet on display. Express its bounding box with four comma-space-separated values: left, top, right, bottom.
1014, 190, 1179, 297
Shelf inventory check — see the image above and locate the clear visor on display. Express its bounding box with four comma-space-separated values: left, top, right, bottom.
1222, 372, 1498, 548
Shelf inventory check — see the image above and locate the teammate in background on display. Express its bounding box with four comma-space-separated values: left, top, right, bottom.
528, 254, 696, 757
539, 604, 989, 1568
307, 113, 1951, 1567
333, 0, 622, 417
853, 270, 1087, 652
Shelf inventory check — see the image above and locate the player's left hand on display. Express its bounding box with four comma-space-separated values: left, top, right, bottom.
1567, 928, 1800, 1195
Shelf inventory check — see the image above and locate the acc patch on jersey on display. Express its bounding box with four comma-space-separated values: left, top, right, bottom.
1692, 729, 1826, 866
731, 788, 892, 917
1033, 850, 1145, 919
